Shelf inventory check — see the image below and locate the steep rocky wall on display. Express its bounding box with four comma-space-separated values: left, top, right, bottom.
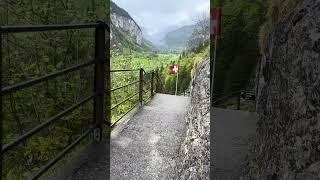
110, 14, 142, 45
110, 2, 142, 45
177, 58, 210, 179
244, 0, 320, 179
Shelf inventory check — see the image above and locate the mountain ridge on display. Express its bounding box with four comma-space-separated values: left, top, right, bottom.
161, 24, 196, 52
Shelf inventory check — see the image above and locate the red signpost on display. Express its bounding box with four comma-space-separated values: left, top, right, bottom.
211, 7, 222, 106
168, 64, 179, 75
168, 64, 179, 95
211, 7, 221, 36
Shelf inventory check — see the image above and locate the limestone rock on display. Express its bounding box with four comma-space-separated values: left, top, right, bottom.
244, 0, 320, 179
177, 59, 210, 179
110, 1, 142, 45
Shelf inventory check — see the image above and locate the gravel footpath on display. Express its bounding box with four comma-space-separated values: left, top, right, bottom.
211, 108, 258, 180
51, 94, 190, 180
110, 94, 189, 180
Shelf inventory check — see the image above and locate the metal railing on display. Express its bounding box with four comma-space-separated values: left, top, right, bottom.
0, 22, 159, 179
109, 69, 158, 128
212, 90, 256, 110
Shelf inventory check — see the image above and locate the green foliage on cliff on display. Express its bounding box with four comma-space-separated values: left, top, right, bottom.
162, 46, 210, 95
111, 44, 209, 99
211, 0, 267, 96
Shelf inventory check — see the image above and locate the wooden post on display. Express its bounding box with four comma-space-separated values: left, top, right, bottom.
151, 71, 154, 97
139, 68, 144, 105
93, 21, 105, 142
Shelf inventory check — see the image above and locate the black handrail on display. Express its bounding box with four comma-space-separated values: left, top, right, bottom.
111, 91, 140, 111
111, 102, 139, 128
110, 69, 140, 72
30, 127, 93, 180
109, 69, 158, 126
212, 90, 256, 110
1, 21, 160, 179
0, 23, 109, 33
110, 80, 140, 92
1, 22, 109, 179
2, 60, 95, 95
2, 94, 95, 154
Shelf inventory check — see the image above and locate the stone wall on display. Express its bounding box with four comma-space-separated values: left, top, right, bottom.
177, 58, 210, 179
244, 0, 320, 179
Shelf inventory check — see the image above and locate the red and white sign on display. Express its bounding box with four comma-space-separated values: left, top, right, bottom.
168, 64, 179, 75
211, 7, 221, 36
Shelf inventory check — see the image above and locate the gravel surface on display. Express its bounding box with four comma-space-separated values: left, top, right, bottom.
211, 108, 257, 180
51, 94, 189, 180
110, 94, 189, 180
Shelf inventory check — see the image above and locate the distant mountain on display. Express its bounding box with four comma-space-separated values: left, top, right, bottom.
162, 25, 196, 51
144, 25, 180, 47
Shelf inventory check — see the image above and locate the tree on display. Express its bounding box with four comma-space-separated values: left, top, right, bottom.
213, 0, 266, 97
187, 13, 210, 52
1, 0, 108, 179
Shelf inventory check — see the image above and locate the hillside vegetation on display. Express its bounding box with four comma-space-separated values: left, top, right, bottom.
1, 0, 108, 179
211, 0, 266, 97
110, 1, 209, 123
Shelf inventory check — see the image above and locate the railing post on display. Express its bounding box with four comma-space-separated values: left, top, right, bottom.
139, 68, 144, 106
151, 71, 154, 97
105, 28, 111, 133
237, 92, 241, 110
93, 21, 106, 141
0, 29, 3, 178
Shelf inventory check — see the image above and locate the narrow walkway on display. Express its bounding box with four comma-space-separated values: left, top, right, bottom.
111, 94, 189, 179
51, 94, 189, 180
212, 108, 258, 180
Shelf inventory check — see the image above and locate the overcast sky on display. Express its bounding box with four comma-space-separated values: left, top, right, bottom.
112, 0, 210, 36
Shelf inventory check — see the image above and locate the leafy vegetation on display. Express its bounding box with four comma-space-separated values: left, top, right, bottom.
110, 45, 209, 125
1, 0, 107, 179
1, 0, 210, 179
110, 7, 210, 121
211, 0, 267, 97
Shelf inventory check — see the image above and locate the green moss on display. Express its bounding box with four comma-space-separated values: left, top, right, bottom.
191, 46, 210, 78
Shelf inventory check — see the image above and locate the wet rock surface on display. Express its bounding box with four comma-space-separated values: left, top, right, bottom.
243, 0, 320, 179
177, 59, 210, 179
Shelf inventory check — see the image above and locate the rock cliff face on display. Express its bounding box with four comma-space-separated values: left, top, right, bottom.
177, 59, 210, 179
110, 1, 142, 45
244, 0, 320, 179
